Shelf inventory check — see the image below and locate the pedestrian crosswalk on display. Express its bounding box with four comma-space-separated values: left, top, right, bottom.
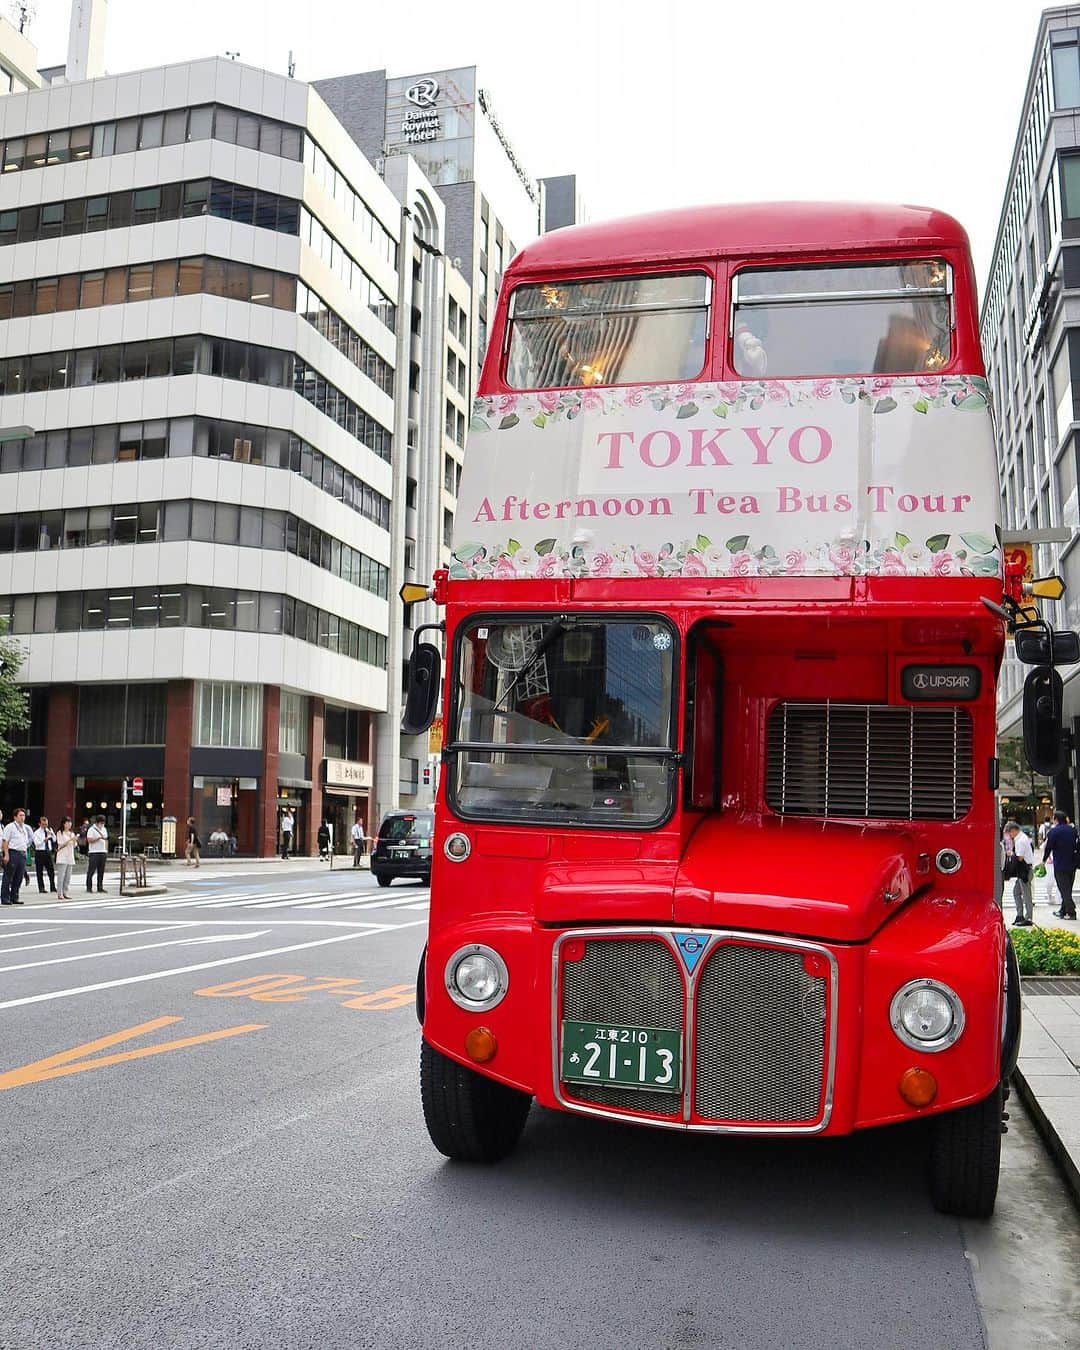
43, 886, 431, 915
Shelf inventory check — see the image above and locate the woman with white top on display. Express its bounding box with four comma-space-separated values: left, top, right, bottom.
54, 817, 77, 900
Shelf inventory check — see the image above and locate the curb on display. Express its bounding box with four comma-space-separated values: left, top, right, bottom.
1011, 1066, 1080, 1210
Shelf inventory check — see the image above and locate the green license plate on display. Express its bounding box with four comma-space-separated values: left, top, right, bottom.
560, 1022, 682, 1093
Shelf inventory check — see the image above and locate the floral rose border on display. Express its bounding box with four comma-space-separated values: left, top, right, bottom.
454, 375, 1000, 581
469, 374, 991, 434
450, 532, 1001, 581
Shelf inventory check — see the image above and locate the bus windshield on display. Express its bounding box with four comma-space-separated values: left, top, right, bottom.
449, 616, 677, 825
732, 259, 952, 377
506, 272, 710, 389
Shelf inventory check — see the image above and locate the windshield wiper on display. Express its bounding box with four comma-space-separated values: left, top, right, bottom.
491, 616, 571, 717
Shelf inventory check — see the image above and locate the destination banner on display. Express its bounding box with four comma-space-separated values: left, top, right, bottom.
450, 376, 1002, 581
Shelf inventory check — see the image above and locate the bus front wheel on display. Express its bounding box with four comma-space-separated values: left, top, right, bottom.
928, 1083, 1003, 1219
420, 1039, 532, 1162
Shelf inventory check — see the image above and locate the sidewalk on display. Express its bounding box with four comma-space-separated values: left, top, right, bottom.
1013, 991, 1080, 1207
1001, 880, 1080, 1207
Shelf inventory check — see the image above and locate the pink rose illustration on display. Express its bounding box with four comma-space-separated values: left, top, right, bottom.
622, 387, 645, 408
496, 394, 519, 415
581, 389, 605, 412
589, 550, 614, 575
784, 547, 809, 572
536, 552, 561, 578
811, 380, 834, 399
537, 391, 561, 413
765, 382, 790, 403
828, 543, 857, 574
879, 550, 907, 575
730, 550, 757, 576
491, 555, 518, 579
682, 552, 707, 577
673, 383, 697, 403
717, 383, 740, 403
914, 375, 942, 395
634, 548, 659, 574
870, 377, 894, 397
931, 550, 962, 577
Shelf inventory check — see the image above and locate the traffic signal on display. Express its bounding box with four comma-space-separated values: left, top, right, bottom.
423, 765, 432, 786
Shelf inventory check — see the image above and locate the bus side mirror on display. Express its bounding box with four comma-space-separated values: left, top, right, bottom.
1015, 628, 1080, 665
1023, 665, 1066, 776
402, 638, 442, 736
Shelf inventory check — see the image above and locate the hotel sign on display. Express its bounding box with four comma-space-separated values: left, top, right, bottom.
324, 759, 373, 790
401, 76, 442, 143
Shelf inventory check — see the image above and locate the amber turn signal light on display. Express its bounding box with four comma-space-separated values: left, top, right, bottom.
898, 1067, 937, 1108
465, 1027, 498, 1063
1025, 574, 1066, 601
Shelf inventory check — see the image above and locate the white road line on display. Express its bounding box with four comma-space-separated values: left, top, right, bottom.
297, 895, 375, 909
0, 915, 413, 928
0, 920, 428, 1010
340, 894, 432, 911
0, 931, 269, 973
398, 901, 432, 911
55, 897, 153, 910
136, 892, 295, 909
0, 923, 195, 955
0, 927, 56, 941
234, 893, 345, 909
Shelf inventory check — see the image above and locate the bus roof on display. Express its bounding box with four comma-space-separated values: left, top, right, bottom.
508, 202, 972, 273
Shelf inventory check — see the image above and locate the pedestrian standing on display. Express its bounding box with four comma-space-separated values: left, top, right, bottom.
32, 816, 57, 894
86, 815, 108, 893
1043, 809, 1078, 920
351, 819, 365, 867
1, 807, 32, 904
1004, 822, 1034, 926
280, 808, 295, 859
54, 817, 77, 900
317, 819, 331, 860
184, 816, 201, 867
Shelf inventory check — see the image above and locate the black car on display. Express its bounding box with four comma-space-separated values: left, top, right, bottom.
371, 810, 434, 887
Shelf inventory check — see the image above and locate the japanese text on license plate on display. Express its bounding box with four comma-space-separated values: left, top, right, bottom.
560, 1021, 681, 1093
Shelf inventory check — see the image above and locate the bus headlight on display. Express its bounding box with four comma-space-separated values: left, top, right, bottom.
889, 979, 965, 1052
446, 944, 508, 1012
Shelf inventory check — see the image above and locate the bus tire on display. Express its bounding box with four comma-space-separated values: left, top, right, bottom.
928, 1082, 1002, 1219
374, 872, 391, 888
420, 1039, 531, 1163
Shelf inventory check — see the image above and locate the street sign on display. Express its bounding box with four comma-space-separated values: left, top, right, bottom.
428, 716, 444, 755
132, 776, 144, 797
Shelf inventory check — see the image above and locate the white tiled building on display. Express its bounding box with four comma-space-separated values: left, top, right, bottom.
0, 51, 457, 856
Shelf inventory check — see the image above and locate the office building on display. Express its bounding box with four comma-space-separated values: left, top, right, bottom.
982, 5, 1080, 819
0, 40, 444, 855
315, 64, 556, 800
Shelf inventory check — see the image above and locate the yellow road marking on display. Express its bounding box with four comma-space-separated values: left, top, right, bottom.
0, 1016, 266, 1089
194, 972, 415, 1010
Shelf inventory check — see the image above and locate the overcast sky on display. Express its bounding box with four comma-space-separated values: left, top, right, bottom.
25, 0, 1059, 290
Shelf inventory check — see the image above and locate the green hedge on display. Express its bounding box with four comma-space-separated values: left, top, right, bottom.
1012, 925, 1080, 976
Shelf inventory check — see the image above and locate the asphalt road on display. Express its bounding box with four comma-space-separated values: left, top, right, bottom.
0, 863, 1077, 1350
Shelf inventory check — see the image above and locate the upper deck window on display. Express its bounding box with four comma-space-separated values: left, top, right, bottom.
731, 260, 952, 378
505, 272, 709, 389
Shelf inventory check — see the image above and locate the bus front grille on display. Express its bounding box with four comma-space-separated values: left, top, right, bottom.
560, 937, 684, 1117
557, 933, 831, 1129
693, 943, 827, 1124
766, 701, 973, 820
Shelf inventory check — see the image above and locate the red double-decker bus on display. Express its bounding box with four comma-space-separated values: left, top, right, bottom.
408, 203, 1023, 1218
